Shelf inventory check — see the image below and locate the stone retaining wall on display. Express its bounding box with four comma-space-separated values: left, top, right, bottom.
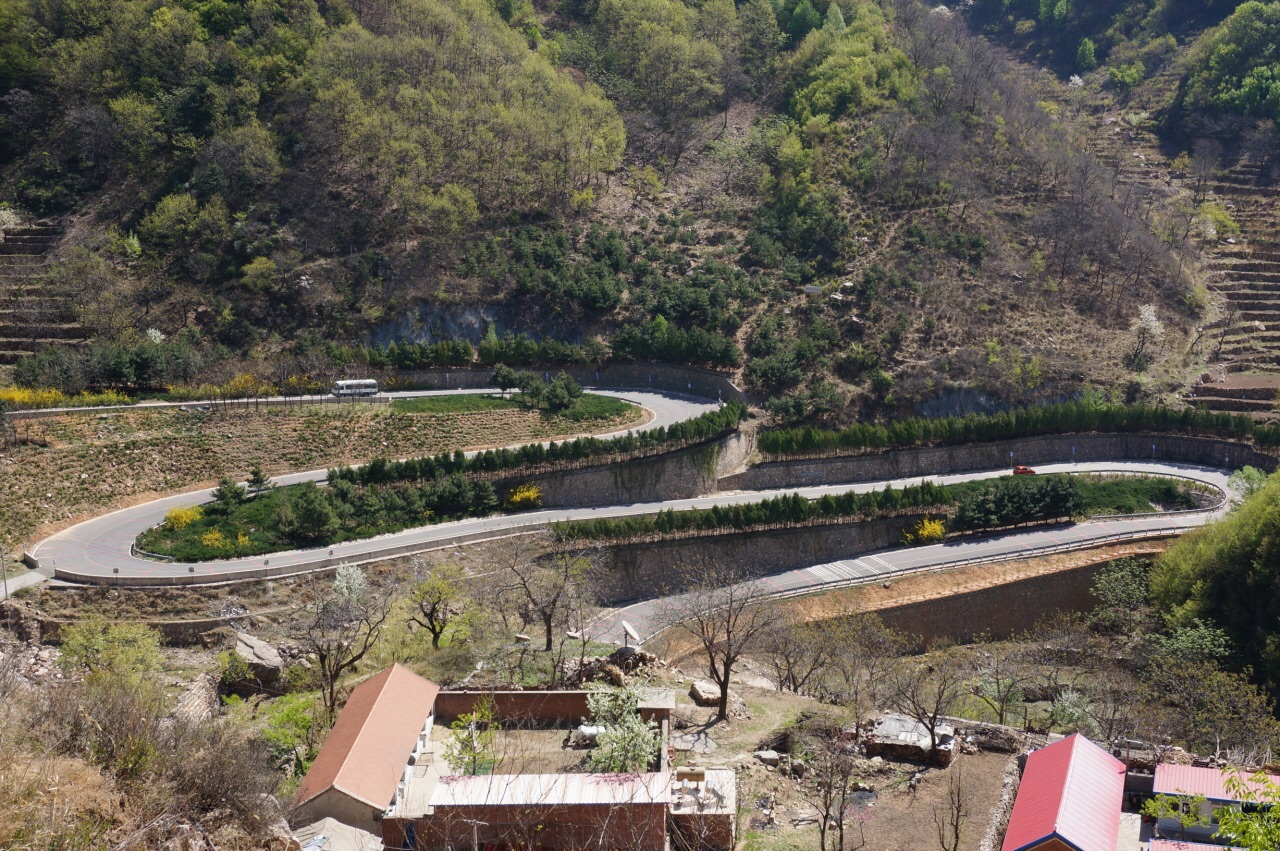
723, 433, 1276, 491
867, 559, 1108, 647
522, 440, 727, 509
592, 515, 923, 604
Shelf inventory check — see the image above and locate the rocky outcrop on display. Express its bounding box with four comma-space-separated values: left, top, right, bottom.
235, 632, 283, 682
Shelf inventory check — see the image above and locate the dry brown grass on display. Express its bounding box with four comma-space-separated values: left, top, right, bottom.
1, 402, 642, 548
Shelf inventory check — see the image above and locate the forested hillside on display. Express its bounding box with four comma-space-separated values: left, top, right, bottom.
1, 0, 1277, 420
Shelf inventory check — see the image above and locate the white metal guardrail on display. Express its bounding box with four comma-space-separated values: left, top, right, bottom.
765, 524, 1193, 605
625, 523, 1196, 642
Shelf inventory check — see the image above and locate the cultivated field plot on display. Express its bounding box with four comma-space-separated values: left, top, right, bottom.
0, 400, 642, 546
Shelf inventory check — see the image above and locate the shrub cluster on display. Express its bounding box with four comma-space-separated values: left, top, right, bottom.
344, 339, 477, 369
140, 474, 502, 561
610, 319, 743, 368
758, 401, 1280, 455
949, 475, 1084, 532
0, 386, 131, 410
553, 481, 952, 540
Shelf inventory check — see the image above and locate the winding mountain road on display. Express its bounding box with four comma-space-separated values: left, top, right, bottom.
24, 387, 716, 586
20, 388, 1235, 621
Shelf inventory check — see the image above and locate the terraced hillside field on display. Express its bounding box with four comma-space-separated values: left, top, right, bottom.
1186, 161, 1280, 417
0, 400, 643, 547
0, 223, 84, 367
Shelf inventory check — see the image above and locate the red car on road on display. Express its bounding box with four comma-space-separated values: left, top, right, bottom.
1012, 465, 1036, 475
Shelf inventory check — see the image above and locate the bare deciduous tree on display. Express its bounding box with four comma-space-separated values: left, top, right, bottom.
964, 634, 1032, 726
758, 614, 835, 695
500, 538, 594, 653
801, 727, 859, 851
827, 613, 907, 728
933, 766, 970, 851
886, 654, 966, 756
661, 560, 779, 723
290, 564, 394, 719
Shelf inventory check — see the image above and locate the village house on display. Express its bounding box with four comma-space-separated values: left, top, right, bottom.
291, 665, 736, 851
1000, 733, 1127, 851
1148, 763, 1280, 846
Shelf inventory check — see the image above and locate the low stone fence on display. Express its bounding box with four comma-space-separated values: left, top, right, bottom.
434, 690, 670, 725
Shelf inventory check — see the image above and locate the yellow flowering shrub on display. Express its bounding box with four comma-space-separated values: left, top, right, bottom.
0, 387, 132, 409
165, 506, 203, 530
201, 528, 228, 549
901, 515, 946, 547
506, 483, 543, 509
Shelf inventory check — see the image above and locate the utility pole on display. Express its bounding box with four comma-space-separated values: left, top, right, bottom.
1, 544, 8, 601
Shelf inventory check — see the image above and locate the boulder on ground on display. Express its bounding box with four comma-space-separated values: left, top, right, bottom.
690, 680, 720, 706
754, 749, 781, 767
235, 632, 283, 680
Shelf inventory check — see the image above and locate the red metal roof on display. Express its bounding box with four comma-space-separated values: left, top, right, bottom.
1154, 764, 1280, 802
1001, 734, 1126, 851
296, 664, 440, 810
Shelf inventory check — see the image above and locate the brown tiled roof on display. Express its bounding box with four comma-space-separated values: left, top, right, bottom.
296, 664, 440, 810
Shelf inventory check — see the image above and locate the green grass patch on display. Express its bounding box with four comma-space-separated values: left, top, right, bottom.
550, 393, 633, 421
1075, 474, 1199, 516
389, 392, 633, 421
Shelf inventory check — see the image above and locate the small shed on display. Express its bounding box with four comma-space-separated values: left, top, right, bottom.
1151, 764, 1280, 844
670, 768, 736, 851
1153, 763, 1280, 805
1001, 734, 1125, 851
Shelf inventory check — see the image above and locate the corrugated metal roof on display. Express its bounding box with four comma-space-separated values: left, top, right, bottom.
296, 664, 440, 809
1150, 841, 1244, 851
431, 772, 671, 809
1001, 734, 1126, 851
1154, 764, 1280, 802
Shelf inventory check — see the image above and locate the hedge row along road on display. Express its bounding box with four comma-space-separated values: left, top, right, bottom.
23, 388, 1234, 604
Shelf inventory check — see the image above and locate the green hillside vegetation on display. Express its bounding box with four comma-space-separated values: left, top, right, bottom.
967, 0, 1280, 129
2, 0, 1276, 421
1153, 470, 1280, 693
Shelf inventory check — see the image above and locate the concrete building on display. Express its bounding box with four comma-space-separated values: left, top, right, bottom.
1001, 734, 1126, 851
